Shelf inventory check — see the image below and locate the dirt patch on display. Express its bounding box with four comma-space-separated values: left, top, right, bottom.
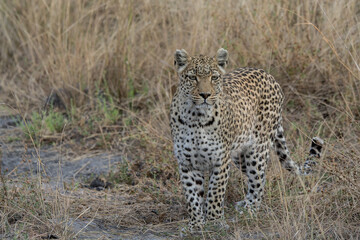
2, 142, 121, 185
0, 116, 180, 239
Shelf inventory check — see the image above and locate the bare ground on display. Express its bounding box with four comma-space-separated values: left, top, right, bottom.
0, 116, 175, 239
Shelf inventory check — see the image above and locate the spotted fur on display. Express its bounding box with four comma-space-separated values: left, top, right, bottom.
170, 48, 323, 230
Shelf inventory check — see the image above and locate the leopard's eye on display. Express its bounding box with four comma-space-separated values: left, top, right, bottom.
211, 75, 219, 81
187, 75, 197, 81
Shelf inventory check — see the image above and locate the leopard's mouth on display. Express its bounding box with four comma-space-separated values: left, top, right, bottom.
193, 98, 212, 105
195, 101, 212, 110
193, 100, 208, 105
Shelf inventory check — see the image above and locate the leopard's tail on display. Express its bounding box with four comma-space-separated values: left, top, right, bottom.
273, 123, 324, 175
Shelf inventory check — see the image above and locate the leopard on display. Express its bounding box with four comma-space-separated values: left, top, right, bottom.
169, 48, 324, 231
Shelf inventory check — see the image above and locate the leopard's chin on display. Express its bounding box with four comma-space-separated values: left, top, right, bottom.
195, 102, 212, 109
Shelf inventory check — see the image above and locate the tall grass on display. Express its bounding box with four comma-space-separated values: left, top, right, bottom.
0, 0, 359, 239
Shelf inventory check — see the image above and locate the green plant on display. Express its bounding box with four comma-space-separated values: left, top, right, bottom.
102, 102, 121, 125
20, 108, 67, 144
20, 111, 43, 143
97, 84, 121, 125
114, 161, 134, 185
44, 110, 66, 133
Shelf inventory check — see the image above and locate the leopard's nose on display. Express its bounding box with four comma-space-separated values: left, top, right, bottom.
199, 92, 211, 100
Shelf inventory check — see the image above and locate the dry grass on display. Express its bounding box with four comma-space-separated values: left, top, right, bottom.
0, 0, 359, 239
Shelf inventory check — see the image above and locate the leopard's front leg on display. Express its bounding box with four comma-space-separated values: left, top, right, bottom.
179, 165, 205, 230
205, 159, 230, 221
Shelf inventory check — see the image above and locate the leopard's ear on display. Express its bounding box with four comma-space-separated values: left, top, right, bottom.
216, 48, 228, 73
174, 49, 189, 73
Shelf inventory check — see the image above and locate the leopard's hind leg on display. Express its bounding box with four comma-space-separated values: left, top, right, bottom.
232, 137, 270, 213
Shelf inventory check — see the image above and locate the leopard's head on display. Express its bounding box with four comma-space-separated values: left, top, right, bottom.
174, 48, 228, 107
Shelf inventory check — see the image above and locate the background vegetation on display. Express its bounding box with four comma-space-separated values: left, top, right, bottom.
0, 0, 359, 239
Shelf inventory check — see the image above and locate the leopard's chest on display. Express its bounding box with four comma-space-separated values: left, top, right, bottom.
173, 117, 226, 171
